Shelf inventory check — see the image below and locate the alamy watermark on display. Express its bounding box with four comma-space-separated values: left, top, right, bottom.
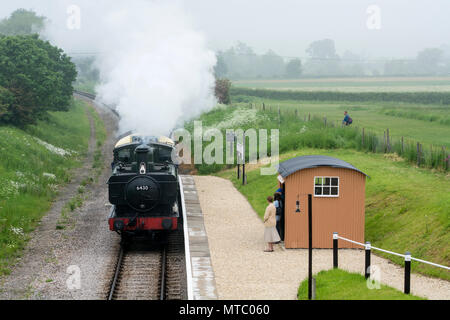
366, 5, 381, 30
66, 265, 81, 290
366, 265, 381, 290
171, 121, 279, 175
67, 5, 81, 30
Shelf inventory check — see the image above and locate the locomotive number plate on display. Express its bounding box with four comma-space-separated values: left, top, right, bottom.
136, 185, 149, 191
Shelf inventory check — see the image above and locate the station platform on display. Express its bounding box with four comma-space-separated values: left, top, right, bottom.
179, 175, 218, 300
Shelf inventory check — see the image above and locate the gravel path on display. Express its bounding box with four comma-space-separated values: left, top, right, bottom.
0, 98, 119, 299
194, 176, 450, 300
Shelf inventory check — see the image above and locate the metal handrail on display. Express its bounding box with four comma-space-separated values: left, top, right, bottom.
335, 234, 450, 271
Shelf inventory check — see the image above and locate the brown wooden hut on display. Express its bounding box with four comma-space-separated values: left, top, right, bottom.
277, 155, 367, 249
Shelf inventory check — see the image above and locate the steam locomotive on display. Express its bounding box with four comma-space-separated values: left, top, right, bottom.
107, 134, 180, 241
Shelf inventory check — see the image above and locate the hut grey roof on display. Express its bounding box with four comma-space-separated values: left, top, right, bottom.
278, 155, 368, 178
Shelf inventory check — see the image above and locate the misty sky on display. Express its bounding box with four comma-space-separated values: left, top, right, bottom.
1, 0, 449, 58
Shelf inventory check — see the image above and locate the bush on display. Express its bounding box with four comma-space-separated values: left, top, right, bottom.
215, 78, 232, 104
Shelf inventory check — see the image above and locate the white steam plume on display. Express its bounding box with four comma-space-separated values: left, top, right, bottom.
45, 0, 217, 136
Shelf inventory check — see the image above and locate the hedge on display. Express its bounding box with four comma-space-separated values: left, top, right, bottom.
231, 87, 450, 105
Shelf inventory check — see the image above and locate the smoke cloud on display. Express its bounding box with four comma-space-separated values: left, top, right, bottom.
45, 0, 217, 136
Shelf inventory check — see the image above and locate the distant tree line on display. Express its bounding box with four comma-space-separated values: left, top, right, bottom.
215, 39, 450, 79
214, 42, 302, 79
383, 48, 450, 76
0, 9, 77, 126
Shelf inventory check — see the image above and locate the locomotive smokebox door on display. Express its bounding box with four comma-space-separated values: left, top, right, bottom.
125, 176, 160, 212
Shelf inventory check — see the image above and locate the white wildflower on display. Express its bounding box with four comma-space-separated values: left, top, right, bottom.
207, 109, 261, 130
43, 172, 56, 180
10, 226, 24, 237
34, 138, 75, 156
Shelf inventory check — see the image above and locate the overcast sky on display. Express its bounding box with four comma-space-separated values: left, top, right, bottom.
1, 0, 449, 59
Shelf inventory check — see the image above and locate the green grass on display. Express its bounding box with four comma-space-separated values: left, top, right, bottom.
88, 105, 106, 148
297, 269, 424, 300
87, 105, 106, 177
232, 96, 450, 149
73, 79, 96, 95
216, 148, 450, 280
0, 99, 92, 275
186, 102, 449, 174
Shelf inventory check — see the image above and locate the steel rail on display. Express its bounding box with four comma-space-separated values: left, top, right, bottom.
73, 90, 120, 118
107, 245, 125, 300
159, 246, 167, 300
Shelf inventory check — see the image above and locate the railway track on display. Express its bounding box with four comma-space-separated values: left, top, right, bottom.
73, 90, 120, 118
75, 89, 188, 300
107, 230, 186, 300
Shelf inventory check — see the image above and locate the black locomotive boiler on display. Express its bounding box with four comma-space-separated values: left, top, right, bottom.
107, 134, 180, 239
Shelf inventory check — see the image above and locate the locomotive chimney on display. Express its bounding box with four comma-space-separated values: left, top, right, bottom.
135, 144, 153, 174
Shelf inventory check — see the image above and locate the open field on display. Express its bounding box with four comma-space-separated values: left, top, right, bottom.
232, 97, 450, 149
187, 101, 449, 174
297, 269, 424, 300
234, 77, 450, 92
0, 99, 96, 275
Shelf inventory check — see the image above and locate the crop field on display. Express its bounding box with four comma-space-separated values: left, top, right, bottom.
233, 77, 450, 92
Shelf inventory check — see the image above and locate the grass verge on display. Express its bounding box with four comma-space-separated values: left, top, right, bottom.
87, 104, 107, 179
0, 99, 91, 275
297, 269, 424, 300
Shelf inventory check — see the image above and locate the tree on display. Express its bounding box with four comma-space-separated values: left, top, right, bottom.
384, 60, 414, 76
340, 51, 365, 76
215, 79, 232, 105
285, 58, 302, 78
0, 9, 46, 36
260, 50, 285, 78
0, 86, 13, 118
306, 39, 339, 60
416, 48, 444, 75
304, 39, 341, 76
214, 52, 228, 78
0, 35, 77, 126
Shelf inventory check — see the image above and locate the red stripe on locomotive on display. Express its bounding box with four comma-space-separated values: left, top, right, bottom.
109, 217, 178, 231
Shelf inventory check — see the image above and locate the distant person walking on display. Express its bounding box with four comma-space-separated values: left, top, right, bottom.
263, 196, 281, 252
342, 111, 353, 126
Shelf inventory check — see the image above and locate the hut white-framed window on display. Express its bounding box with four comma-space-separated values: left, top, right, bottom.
314, 176, 339, 197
